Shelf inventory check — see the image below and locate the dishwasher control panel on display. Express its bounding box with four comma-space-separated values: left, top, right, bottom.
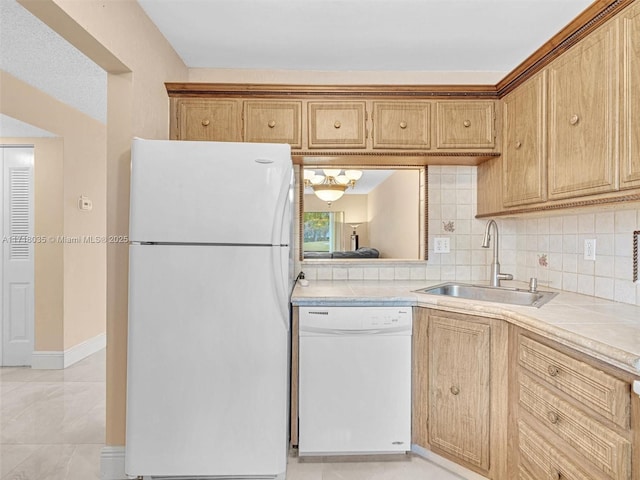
299, 306, 412, 333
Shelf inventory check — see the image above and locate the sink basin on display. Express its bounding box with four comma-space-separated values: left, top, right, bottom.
415, 282, 558, 308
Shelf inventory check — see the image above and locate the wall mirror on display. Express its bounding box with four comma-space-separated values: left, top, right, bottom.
299, 164, 428, 262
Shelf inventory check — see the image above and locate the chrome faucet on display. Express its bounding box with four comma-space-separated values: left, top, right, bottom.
481, 219, 513, 287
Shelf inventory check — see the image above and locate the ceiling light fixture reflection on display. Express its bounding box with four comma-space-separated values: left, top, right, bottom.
303, 168, 363, 204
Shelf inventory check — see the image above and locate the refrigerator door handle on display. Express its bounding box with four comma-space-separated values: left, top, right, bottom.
272, 167, 293, 246
272, 246, 290, 331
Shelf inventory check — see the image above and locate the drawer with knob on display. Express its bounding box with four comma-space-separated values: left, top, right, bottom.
372, 101, 431, 149
176, 99, 242, 142
518, 372, 631, 479
243, 101, 302, 148
517, 335, 630, 429
436, 101, 495, 149
518, 420, 610, 480
308, 101, 367, 149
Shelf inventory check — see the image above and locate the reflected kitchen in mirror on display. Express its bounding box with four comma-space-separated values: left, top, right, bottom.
299, 166, 428, 262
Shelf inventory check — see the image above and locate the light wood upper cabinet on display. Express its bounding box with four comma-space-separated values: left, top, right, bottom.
547, 20, 619, 199
308, 101, 367, 149
243, 101, 302, 148
436, 101, 495, 149
502, 73, 547, 207
175, 99, 242, 142
621, 1, 640, 189
372, 102, 431, 149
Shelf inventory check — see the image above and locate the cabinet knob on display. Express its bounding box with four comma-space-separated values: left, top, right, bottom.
547, 411, 559, 424
570, 114, 580, 125
515, 140, 522, 150
268, 120, 276, 128
463, 120, 471, 128
399, 121, 408, 129
548, 365, 560, 377
334, 121, 342, 129
450, 385, 460, 395
201, 119, 210, 127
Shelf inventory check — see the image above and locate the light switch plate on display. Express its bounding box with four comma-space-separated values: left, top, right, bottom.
434, 237, 450, 254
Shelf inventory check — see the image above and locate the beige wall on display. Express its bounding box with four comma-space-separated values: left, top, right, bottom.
304, 193, 370, 249
0, 72, 107, 352
18, 0, 189, 446
368, 170, 420, 259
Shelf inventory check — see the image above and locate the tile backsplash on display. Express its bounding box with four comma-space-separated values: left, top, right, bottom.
299, 165, 640, 307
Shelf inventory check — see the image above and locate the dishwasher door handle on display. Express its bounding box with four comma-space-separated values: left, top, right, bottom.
299, 326, 411, 336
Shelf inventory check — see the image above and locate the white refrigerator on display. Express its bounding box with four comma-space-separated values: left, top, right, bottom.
125, 138, 292, 479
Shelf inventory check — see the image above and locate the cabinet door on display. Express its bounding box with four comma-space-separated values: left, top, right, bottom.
429, 314, 490, 470
243, 101, 302, 148
372, 102, 431, 149
308, 102, 367, 148
503, 73, 547, 207
548, 22, 618, 199
621, 2, 640, 188
176, 99, 241, 141
436, 101, 495, 149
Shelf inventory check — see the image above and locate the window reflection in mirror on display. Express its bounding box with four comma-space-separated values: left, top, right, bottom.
300, 166, 427, 261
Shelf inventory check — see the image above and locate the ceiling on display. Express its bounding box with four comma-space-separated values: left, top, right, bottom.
1, 0, 594, 137
138, 0, 593, 73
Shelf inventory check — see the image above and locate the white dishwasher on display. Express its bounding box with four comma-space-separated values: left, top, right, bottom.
298, 306, 412, 456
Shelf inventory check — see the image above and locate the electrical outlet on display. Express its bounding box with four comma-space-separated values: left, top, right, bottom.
584, 239, 596, 261
434, 237, 450, 254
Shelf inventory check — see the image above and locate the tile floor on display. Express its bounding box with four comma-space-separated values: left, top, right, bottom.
0, 350, 463, 479
0, 350, 105, 480
287, 454, 465, 479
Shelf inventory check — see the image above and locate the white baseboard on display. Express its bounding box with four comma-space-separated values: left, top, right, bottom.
411, 444, 488, 480
31, 332, 106, 369
31, 351, 64, 369
100, 446, 127, 480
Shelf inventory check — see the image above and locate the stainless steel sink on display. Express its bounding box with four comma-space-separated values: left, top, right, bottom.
414, 282, 558, 308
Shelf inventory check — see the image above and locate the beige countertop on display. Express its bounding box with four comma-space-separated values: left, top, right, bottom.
291, 279, 640, 376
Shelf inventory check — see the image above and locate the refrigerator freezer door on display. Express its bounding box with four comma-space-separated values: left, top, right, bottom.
129, 138, 292, 245
126, 244, 289, 477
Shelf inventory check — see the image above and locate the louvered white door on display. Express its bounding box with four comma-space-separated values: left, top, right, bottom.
1, 147, 34, 366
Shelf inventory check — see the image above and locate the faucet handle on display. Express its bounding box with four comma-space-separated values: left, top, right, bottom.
529, 277, 538, 293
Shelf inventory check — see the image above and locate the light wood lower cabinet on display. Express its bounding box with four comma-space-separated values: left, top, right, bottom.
412, 307, 508, 479
510, 328, 639, 480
